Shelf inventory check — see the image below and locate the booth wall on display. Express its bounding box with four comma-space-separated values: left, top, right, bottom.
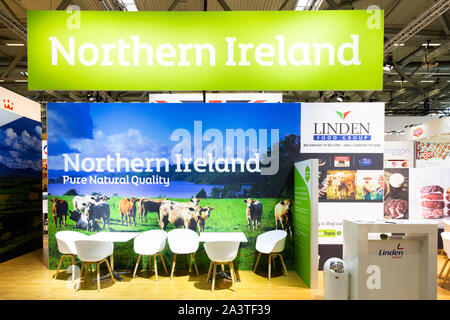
46, 103, 300, 270
0, 109, 42, 262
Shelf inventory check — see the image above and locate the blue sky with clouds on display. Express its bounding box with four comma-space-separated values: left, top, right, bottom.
0, 110, 42, 171
47, 103, 300, 170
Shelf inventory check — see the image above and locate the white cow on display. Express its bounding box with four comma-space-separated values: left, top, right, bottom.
73, 195, 100, 212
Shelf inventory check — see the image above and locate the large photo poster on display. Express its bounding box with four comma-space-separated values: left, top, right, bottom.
47, 103, 301, 271
300, 103, 385, 249
0, 108, 42, 262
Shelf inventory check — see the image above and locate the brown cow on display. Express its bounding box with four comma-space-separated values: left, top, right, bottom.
119, 198, 137, 227
274, 199, 294, 236
158, 202, 201, 231
244, 198, 262, 231
137, 197, 167, 222
195, 206, 214, 232
51, 198, 68, 228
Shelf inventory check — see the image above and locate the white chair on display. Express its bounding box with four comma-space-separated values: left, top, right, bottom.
132, 230, 168, 280
54, 231, 89, 279
204, 241, 240, 292
254, 230, 288, 280
167, 229, 200, 279
439, 232, 450, 287
75, 240, 115, 292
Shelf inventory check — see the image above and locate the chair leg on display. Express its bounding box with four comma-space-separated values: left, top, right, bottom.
192, 253, 199, 276
84, 263, 89, 284
148, 255, 151, 271
187, 254, 191, 273
97, 262, 101, 292
54, 255, 65, 279
229, 262, 236, 292
444, 264, 450, 287
104, 258, 115, 283
439, 258, 449, 279
79, 262, 85, 289
133, 254, 141, 278
170, 254, 177, 279
206, 261, 213, 282
159, 253, 168, 274
268, 255, 272, 280
211, 262, 217, 293
272, 255, 277, 272
279, 254, 288, 275
110, 254, 114, 271
253, 252, 261, 273
154, 255, 158, 281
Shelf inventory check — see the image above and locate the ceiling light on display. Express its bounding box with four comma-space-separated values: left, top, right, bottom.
295, 0, 310, 10
87, 91, 95, 102
6, 43, 24, 46
398, 102, 407, 104
14, 79, 27, 82
383, 63, 393, 71
123, 0, 138, 11
422, 43, 440, 46
20, 71, 28, 77
394, 80, 408, 83
420, 80, 435, 83
336, 92, 345, 102
394, 43, 405, 46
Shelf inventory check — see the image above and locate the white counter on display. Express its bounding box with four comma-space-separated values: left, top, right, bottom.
343, 219, 437, 300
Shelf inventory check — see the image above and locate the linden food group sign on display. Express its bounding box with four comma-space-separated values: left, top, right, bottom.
27, 10, 383, 91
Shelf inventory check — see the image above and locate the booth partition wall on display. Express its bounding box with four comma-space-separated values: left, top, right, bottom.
1, 3, 449, 302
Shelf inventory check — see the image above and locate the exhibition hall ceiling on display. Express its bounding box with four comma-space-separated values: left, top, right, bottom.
0, 0, 448, 115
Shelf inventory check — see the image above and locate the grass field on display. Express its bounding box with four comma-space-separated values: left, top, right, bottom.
48, 196, 295, 272
0, 177, 42, 263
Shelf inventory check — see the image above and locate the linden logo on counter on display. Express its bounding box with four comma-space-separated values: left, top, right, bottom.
378, 243, 404, 259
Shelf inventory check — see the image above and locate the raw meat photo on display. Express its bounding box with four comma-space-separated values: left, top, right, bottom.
384, 168, 409, 219
385, 199, 408, 219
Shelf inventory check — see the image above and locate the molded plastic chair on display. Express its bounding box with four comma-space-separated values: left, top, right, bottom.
132, 230, 168, 280
439, 232, 450, 287
204, 241, 240, 292
254, 230, 288, 280
54, 231, 89, 279
75, 240, 115, 292
167, 229, 200, 279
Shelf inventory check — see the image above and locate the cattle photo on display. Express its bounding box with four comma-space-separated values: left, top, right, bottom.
46, 102, 300, 272
326, 170, 357, 200
47, 194, 296, 272
51, 198, 68, 228
274, 199, 293, 236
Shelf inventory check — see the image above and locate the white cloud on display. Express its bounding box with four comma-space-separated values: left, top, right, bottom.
21, 130, 41, 152
2, 127, 41, 152
0, 150, 41, 171
35, 126, 42, 138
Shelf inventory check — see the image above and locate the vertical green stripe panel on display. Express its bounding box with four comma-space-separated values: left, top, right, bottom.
294, 165, 311, 287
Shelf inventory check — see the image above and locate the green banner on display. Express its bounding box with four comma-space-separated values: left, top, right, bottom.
294, 160, 319, 288
27, 10, 383, 91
